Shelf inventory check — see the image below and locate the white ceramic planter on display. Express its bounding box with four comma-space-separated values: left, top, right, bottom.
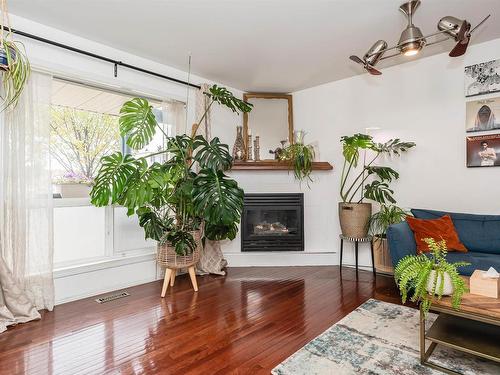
426, 270, 453, 296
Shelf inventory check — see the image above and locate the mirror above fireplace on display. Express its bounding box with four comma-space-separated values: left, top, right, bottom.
243, 93, 293, 160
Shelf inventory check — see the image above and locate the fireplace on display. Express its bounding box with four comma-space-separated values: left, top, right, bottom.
241, 193, 304, 252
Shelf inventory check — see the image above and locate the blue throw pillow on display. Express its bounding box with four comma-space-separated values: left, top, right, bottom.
411, 209, 500, 255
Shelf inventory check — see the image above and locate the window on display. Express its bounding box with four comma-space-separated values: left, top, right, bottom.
50, 78, 175, 268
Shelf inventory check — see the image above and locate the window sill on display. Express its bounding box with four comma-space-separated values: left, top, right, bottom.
54, 251, 156, 279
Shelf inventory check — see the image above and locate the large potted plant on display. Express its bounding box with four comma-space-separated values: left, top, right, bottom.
339, 133, 415, 238
395, 238, 469, 315
90, 85, 252, 293
0, 4, 31, 111
368, 204, 408, 274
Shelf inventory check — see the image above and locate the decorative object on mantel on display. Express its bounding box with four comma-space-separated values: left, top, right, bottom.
368, 204, 409, 275
465, 59, 500, 97
470, 268, 500, 298
278, 130, 315, 182
0, 0, 31, 111
253, 135, 260, 161
232, 125, 246, 160
269, 139, 288, 160
246, 132, 253, 161
349, 0, 490, 76
89, 84, 252, 296
395, 238, 469, 316
339, 133, 415, 238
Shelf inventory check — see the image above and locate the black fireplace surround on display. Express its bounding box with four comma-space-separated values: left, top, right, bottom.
241, 193, 304, 252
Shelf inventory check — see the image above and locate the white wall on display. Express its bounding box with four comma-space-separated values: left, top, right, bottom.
291, 38, 500, 268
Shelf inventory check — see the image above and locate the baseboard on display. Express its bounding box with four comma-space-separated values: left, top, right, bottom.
223, 251, 338, 267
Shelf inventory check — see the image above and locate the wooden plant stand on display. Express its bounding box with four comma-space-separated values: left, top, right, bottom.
161, 266, 198, 297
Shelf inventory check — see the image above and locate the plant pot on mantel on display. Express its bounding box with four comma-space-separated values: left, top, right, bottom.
338, 202, 372, 238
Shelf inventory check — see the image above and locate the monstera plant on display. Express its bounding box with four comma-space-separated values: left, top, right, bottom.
90, 85, 252, 255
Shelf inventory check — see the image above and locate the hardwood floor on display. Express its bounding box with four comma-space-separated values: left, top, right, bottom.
0, 266, 402, 375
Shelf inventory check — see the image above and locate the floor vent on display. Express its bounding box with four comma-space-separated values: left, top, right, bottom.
95, 291, 130, 304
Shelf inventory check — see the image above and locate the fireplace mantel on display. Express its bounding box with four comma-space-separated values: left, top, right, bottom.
231, 160, 333, 171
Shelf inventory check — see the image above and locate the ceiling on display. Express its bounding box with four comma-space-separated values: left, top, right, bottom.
10, 0, 500, 92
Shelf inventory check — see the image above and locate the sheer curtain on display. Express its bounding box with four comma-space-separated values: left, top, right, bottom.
0, 71, 54, 333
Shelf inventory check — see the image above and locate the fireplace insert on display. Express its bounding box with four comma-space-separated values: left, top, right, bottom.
241, 193, 304, 252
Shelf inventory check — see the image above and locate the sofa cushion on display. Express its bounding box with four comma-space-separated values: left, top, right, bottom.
411, 209, 500, 254
406, 215, 467, 253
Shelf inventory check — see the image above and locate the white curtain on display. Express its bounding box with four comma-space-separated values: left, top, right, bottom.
0, 71, 54, 333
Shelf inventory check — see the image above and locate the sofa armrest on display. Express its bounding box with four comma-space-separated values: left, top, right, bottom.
387, 222, 417, 268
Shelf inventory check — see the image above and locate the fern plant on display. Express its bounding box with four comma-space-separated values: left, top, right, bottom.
369, 204, 409, 237
394, 238, 469, 316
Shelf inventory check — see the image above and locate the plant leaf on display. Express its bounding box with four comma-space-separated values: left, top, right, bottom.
90, 152, 139, 206
119, 98, 157, 150
193, 135, 233, 171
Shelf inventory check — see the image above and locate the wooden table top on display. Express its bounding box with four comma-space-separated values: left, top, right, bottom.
431, 277, 500, 321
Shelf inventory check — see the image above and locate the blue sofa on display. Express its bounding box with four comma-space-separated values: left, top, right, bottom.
387, 209, 500, 276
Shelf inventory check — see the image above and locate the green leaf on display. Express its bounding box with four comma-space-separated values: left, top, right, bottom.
90, 152, 139, 206
340, 133, 376, 167
204, 85, 253, 114
193, 136, 233, 171
192, 168, 244, 229
137, 207, 172, 242
364, 180, 396, 204
119, 98, 157, 150
164, 230, 197, 255
204, 222, 239, 241
374, 138, 416, 155
1, 41, 31, 111
365, 166, 399, 182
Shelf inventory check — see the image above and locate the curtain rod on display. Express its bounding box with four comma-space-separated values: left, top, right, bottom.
9, 27, 202, 90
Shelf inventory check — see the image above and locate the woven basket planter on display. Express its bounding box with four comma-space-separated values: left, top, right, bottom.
338, 202, 372, 238
156, 229, 203, 269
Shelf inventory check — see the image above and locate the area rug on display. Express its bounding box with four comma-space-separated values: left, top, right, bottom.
272, 299, 500, 375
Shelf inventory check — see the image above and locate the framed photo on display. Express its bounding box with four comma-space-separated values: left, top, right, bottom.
466, 133, 500, 167
465, 59, 500, 97
465, 95, 500, 132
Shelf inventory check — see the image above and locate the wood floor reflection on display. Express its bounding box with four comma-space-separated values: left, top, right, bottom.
0, 266, 401, 375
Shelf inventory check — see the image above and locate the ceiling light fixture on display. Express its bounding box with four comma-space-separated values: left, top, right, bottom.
349, 0, 490, 76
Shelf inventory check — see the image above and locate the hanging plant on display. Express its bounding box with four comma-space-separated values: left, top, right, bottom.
279, 130, 316, 183
0, 0, 31, 111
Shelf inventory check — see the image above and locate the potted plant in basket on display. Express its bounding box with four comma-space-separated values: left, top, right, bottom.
90, 85, 252, 292
0, 3, 31, 111
368, 204, 408, 274
395, 238, 469, 315
339, 133, 415, 238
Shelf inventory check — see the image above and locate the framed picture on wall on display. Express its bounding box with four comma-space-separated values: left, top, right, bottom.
465, 59, 500, 97
466, 134, 500, 167
465, 95, 500, 132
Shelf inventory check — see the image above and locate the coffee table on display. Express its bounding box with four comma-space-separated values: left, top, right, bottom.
420, 276, 500, 374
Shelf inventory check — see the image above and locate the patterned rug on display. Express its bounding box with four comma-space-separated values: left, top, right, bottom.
272, 299, 500, 375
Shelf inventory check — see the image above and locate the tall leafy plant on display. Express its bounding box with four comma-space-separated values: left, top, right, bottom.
90, 85, 252, 254
340, 134, 415, 204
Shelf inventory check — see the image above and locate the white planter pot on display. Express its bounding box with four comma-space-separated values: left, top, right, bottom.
426, 270, 453, 296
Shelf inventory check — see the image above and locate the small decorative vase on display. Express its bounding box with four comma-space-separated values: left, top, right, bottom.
294, 130, 306, 144
254, 136, 260, 161
247, 134, 253, 161
232, 126, 246, 160
426, 270, 454, 296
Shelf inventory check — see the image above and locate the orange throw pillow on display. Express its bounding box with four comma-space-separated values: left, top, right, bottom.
406, 215, 467, 254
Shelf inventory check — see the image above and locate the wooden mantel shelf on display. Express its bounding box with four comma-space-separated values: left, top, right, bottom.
231, 160, 333, 171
